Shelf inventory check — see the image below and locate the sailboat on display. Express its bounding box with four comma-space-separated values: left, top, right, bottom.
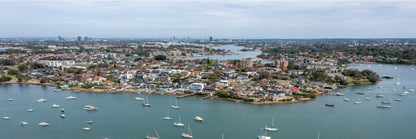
257, 129, 271, 139
142, 97, 151, 107
145, 128, 160, 139
171, 99, 180, 109
163, 111, 172, 120
28, 105, 34, 112
181, 125, 193, 138
265, 118, 278, 131
173, 115, 184, 127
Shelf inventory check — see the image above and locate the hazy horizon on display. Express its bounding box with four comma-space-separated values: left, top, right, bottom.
1, 0, 415, 39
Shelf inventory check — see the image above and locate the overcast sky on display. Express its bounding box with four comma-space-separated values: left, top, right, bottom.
0, 0, 415, 39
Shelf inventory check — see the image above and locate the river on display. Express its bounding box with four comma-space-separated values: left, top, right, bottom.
180, 44, 262, 60
1, 64, 415, 139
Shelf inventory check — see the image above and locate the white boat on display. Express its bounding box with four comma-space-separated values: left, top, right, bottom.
66, 96, 76, 100
84, 105, 98, 111
264, 118, 278, 131
392, 89, 397, 92
38, 122, 49, 126
394, 82, 401, 85
60, 114, 65, 118
171, 99, 180, 109
376, 94, 384, 98
394, 67, 398, 69
378, 86, 384, 88
142, 97, 151, 107
381, 100, 391, 104
194, 116, 203, 122
394, 98, 402, 101
402, 91, 410, 94
21, 121, 28, 125
377, 104, 391, 108
367, 88, 372, 90
61, 108, 65, 112
163, 111, 172, 120
134, 97, 145, 101
145, 128, 160, 139
344, 98, 350, 102
335, 93, 344, 96
37, 98, 47, 102
51, 104, 60, 108
3, 117, 10, 120
173, 115, 184, 127
354, 101, 362, 104
257, 130, 271, 139
83, 126, 91, 131
400, 93, 408, 96
28, 108, 34, 112
8, 98, 13, 101
409, 89, 415, 92
181, 125, 193, 138
364, 97, 371, 100
86, 121, 93, 124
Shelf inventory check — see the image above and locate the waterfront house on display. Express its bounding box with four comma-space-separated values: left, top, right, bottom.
190, 83, 205, 91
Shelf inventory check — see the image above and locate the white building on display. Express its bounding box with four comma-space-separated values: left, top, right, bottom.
190, 83, 205, 91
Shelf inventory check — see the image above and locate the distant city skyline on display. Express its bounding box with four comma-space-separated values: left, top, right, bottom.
1, 0, 416, 39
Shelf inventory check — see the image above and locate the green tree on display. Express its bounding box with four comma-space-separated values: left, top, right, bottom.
155, 55, 167, 60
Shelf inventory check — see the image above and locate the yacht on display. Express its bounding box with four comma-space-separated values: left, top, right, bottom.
60, 114, 66, 118
142, 97, 151, 107
356, 92, 365, 95
392, 89, 397, 92
343, 98, 350, 102
325, 104, 334, 107
194, 116, 203, 122
171, 99, 180, 109
395, 82, 401, 85
134, 97, 145, 101
8, 98, 13, 101
66, 96, 76, 100
264, 118, 278, 131
394, 98, 402, 101
402, 91, 410, 94
20, 121, 28, 125
173, 115, 184, 127
37, 98, 47, 102
354, 101, 362, 104
3, 117, 10, 120
381, 100, 391, 104
163, 111, 172, 120
61, 108, 65, 112
257, 130, 271, 139
376, 94, 384, 98
84, 105, 98, 111
83, 126, 91, 131
28, 105, 34, 112
51, 104, 60, 108
409, 89, 415, 92
378, 86, 384, 88
335, 93, 344, 96
86, 120, 93, 124
377, 104, 391, 108
38, 122, 49, 126
145, 129, 160, 139
364, 97, 371, 100
181, 125, 193, 138
400, 93, 408, 96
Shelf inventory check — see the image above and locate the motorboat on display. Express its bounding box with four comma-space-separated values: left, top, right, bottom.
61, 108, 65, 112
325, 104, 334, 107
84, 105, 98, 111
356, 92, 365, 95
173, 115, 184, 127
378, 86, 384, 88
381, 101, 391, 104
335, 93, 344, 96
400, 93, 407, 96
38, 122, 49, 126
181, 125, 193, 138
28, 108, 34, 112
394, 98, 402, 101
194, 116, 203, 122
51, 104, 60, 108
86, 121, 93, 124
394, 82, 401, 85
60, 114, 65, 118
37, 98, 47, 102
354, 101, 362, 104
376, 94, 384, 98
134, 97, 145, 101
264, 118, 278, 131
377, 104, 391, 108
402, 91, 410, 94
3, 117, 10, 120
364, 97, 371, 100
83, 126, 91, 131
8, 98, 13, 101
409, 89, 415, 92
344, 98, 350, 102
163, 111, 172, 120
20, 121, 28, 125
66, 96, 76, 100
392, 89, 397, 92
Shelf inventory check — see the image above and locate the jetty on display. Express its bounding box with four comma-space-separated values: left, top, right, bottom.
177, 93, 196, 98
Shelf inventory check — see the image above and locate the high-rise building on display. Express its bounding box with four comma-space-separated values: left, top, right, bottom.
275, 58, 288, 71
84, 36, 89, 42
77, 36, 82, 42
58, 36, 62, 41
209, 36, 213, 42
242, 58, 253, 68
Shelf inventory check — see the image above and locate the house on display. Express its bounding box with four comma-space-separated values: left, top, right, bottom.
236, 75, 249, 81
293, 77, 305, 83
217, 80, 230, 87
190, 83, 205, 91
159, 76, 171, 82
203, 87, 216, 93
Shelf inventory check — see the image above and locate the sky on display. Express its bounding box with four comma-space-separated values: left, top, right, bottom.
0, 0, 415, 39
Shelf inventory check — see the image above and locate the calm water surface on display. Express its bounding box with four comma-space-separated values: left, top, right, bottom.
1, 64, 416, 139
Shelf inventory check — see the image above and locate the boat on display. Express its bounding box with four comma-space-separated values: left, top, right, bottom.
354, 101, 362, 104
142, 97, 151, 107
377, 104, 391, 108
394, 98, 402, 101
20, 121, 28, 125
83, 126, 91, 131
60, 114, 65, 118
381, 100, 391, 104
378, 86, 384, 88
395, 82, 401, 85
400, 93, 407, 96
171, 99, 180, 109
264, 118, 278, 131
38, 122, 49, 126
325, 104, 334, 107
163, 111, 172, 120
181, 125, 193, 138
145, 128, 160, 139
61, 108, 65, 112
173, 115, 184, 127
335, 93, 344, 96
364, 97, 371, 100
409, 89, 415, 92
37, 98, 47, 102
343, 98, 350, 102
8, 98, 13, 101
134, 97, 145, 101
392, 89, 397, 92
257, 130, 271, 139
402, 91, 410, 94
376, 94, 384, 98
367, 88, 372, 90
54, 89, 61, 92
66, 96, 76, 100
356, 92, 365, 95
194, 116, 203, 122
3, 117, 10, 120
84, 105, 98, 111
28, 108, 34, 112
51, 104, 60, 108
86, 120, 93, 124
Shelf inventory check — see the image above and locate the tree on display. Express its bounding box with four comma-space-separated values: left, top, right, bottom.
18, 64, 28, 72
8, 69, 19, 76
155, 55, 167, 60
